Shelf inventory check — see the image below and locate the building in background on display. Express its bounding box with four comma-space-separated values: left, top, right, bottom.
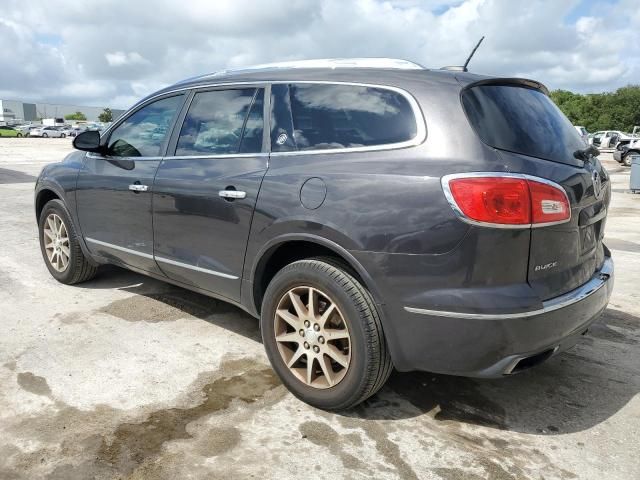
0, 99, 124, 124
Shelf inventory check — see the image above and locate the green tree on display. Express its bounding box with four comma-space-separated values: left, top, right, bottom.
98, 108, 113, 123
64, 111, 87, 121
550, 85, 640, 132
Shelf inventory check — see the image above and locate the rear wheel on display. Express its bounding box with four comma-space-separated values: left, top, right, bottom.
38, 199, 98, 284
623, 153, 635, 167
43, 133, 48, 138
61, 133, 66, 138
17, 133, 22, 137
261, 258, 392, 410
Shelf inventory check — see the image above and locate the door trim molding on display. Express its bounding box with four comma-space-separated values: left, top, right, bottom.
85, 237, 154, 259
85, 237, 239, 280
155, 256, 239, 280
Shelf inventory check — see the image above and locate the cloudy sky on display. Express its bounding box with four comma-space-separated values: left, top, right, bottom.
1, 0, 638, 109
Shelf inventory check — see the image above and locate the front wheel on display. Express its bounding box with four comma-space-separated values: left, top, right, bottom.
261, 258, 392, 410
17, 133, 23, 137
42, 133, 48, 138
60, 133, 66, 138
38, 199, 98, 284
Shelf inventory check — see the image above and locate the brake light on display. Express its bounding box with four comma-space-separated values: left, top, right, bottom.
443, 174, 570, 227
528, 179, 570, 224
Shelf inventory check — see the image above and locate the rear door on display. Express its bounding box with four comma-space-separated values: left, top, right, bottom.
152, 86, 268, 302
461, 82, 611, 300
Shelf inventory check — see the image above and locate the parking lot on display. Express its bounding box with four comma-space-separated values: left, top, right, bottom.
0, 137, 638, 479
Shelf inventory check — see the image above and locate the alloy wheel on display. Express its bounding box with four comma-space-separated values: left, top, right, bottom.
274, 286, 351, 389
43, 213, 70, 272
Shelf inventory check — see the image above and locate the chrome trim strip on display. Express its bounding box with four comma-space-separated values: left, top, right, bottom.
166, 152, 269, 160
404, 257, 613, 319
86, 153, 163, 161
85, 237, 154, 259
85, 238, 239, 280
155, 256, 239, 280
440, 172, 572, 230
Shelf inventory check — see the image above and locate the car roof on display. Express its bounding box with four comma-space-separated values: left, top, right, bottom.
126, 58, 550, 113
139, 58, 492, 103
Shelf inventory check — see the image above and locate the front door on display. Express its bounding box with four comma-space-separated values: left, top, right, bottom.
152, 86, 268, 301
76, 94, 185, 273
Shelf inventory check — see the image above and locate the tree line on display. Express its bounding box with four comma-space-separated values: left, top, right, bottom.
64, 108, 113, 123
550, 85, 640, 133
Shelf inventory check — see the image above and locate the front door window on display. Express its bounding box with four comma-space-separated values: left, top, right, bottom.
107, 95, 184, 157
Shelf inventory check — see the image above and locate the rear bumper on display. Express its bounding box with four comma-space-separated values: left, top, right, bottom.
363, 255, 614, 377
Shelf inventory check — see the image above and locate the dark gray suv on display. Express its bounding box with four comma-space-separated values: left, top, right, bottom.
35, 58, 614, 409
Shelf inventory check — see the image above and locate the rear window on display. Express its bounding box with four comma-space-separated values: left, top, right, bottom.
271, 83, 417, 152
176, 88, 263, 156
462, 84, 585, 165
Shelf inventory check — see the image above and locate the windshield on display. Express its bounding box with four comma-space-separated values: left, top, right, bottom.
462, 84, 586, 166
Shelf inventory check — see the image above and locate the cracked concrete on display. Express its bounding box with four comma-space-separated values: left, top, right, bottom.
1, 138, 639, 479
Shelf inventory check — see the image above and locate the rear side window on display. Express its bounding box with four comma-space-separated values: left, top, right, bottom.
176, 88, 263, 156
462, 84, 585, 165
271, 83, 418, 152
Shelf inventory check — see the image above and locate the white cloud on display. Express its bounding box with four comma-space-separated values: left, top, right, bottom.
105, 51, 150, 67
0, 0, 638, 109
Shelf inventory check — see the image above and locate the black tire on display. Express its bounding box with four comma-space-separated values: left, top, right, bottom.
261, 258, 392, 410
17, 133, 22, 137
38, 199, 98, 284
61, 133, 66, 138
623, 152, 636, 167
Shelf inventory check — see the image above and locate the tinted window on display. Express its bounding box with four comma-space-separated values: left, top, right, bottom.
176, 88, 263, 156
274, 83, 417, 151
108, 95, 183, 157
239, 89, 264, 153
462, 85, 585, 165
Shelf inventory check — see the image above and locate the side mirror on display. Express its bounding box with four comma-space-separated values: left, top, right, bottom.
73, 130, 103, 153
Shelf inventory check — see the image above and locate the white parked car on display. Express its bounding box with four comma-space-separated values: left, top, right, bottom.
574, 126, 588, 143
590, 130, 632, 148
29, 126, 68, 138
15, 125, 39, 136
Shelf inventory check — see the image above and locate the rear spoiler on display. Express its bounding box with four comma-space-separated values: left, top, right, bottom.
459, 77, 550, 96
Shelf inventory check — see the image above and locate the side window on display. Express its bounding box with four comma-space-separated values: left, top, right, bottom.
107, 95, 183, 157
176, 88, 263, 156
276, 83, 417, 151
239, 89, 264, 153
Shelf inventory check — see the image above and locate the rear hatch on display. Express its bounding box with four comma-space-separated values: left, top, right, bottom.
461, 80, 610, 300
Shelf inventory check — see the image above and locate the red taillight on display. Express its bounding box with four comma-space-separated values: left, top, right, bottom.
443, 174, 570, 227
528, 179, 570, 224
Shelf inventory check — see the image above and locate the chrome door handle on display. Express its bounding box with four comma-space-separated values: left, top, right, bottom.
219, 190, 246, 200
129, 184, 149, 192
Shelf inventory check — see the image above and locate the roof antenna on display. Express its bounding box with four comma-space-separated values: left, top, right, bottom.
462, 36, 485, 72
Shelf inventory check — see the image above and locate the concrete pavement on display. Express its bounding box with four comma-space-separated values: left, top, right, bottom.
1, 138, 638, 479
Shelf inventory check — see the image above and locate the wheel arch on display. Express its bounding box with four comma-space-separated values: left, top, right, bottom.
35, 184, 99, 267
249, 234, 383, 316
35, 188, 62, 220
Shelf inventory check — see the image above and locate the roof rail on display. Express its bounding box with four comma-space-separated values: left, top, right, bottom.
208, 58, 425, 77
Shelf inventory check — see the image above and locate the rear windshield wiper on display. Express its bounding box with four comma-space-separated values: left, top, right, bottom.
573, 145, 600, 163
